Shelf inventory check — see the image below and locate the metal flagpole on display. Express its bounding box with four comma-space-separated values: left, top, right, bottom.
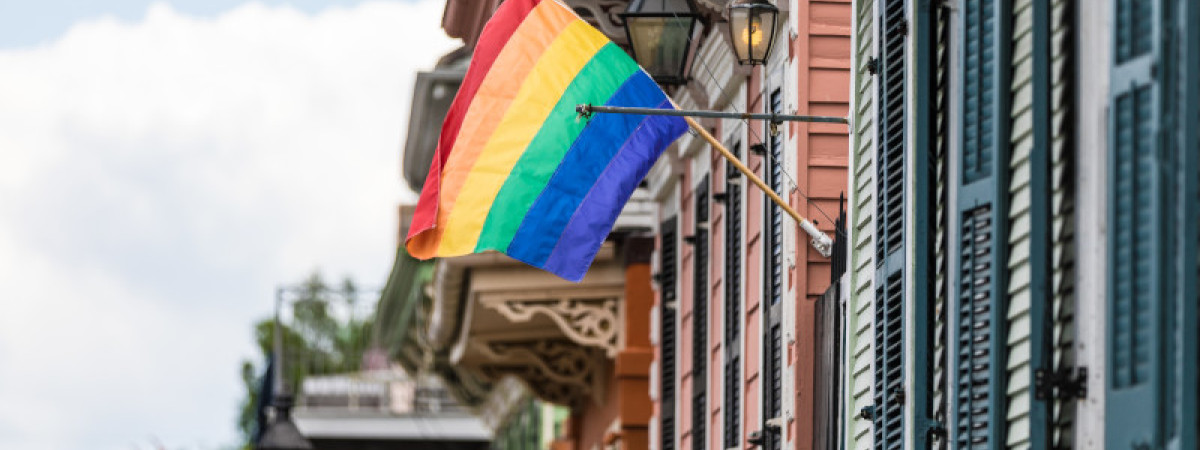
575, 100, 842, 257
576, 104, 849, 124
681, 115, 833, 257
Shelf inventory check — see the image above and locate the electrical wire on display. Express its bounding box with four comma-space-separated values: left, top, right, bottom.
679, 14, 847, 239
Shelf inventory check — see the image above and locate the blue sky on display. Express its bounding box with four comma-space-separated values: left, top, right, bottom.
0, 1, 457, 449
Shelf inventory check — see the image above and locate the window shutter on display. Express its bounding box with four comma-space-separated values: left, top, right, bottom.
1048, 0, 1080, 445
1022, 0, 1057, 447
1108, 0, 1200, 448
873, 1, 908, 448
724, 144, 744, 449
1106, 0, 1167, 447
951, 0, 1011, 448
1182, 1, 1200, 446
763, 89, 785, 450
693, 175, 709, 450
1167, 3, 1199, 448
661, 216, 679, 450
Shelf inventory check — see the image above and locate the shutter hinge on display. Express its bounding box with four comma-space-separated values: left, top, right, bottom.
858, 405, 876, 421
896, 20, 908, 36
889, 385, 905, 405
865, 57, 878, 75
927, 421, 946, 438
1034, 366, 1087, 401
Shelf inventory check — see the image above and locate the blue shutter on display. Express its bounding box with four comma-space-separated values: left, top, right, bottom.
724, 144, 744, 449
692, 175, 709, 450
932, 4, 952, 449
763, 89, 784, 450
873, 1, 939, 448
1105, 0, 1182, 447
1026, 0, 1055, 446
661, 216, 679, 450
912, 4, 938, 447
873, 1, 907, 448
1181, 1, 1200, 446
1161, 0, 1198, 448
951, 0, 1011, 448
1047, 0, 1079, 446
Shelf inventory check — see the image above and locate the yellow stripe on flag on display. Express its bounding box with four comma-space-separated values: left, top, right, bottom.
437, 19, 609, 255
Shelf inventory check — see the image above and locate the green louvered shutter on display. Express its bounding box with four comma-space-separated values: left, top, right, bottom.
1106, 0, 1169, 447
661, 216, 679, 450
724, 144, 743, 449
873, 1, 907, 448
952, 0, 1012, 448
693, 175, 709, 450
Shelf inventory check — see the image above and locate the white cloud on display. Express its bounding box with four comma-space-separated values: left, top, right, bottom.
0, 1, 457, 448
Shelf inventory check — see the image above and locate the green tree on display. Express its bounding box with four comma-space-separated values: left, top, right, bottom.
235, 272, 374, 448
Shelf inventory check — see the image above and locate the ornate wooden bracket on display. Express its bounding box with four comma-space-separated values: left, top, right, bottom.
564, 0, 629, 44
475, 339, 607, 406
480, 296, 621, 357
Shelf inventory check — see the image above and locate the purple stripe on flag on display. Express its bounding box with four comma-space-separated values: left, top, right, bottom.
541, 110, 686, 281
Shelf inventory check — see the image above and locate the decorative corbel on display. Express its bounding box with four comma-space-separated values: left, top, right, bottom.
481, 296, 621, 357
474, 338, 607, 406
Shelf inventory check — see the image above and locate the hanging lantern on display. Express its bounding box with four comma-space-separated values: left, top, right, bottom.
727, 0, 780, 66
621, 0, 701, 85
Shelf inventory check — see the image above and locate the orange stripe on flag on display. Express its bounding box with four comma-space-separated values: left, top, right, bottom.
405, 0, 576, 259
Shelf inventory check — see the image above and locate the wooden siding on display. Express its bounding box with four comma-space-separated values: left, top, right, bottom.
845, 0, 875, 448
794, 1, 852, 447
1004, 0, 1035, 448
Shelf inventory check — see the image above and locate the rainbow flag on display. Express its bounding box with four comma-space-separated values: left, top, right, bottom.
406, 0, 687, 281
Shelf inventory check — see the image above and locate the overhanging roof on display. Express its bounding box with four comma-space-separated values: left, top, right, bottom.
294, 412, 490, 441
402, 67, 465, 192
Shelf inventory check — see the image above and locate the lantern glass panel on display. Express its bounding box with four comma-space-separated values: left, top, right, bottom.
729, 10, 751, 62
751, 10, 777, 62
626, 16, 695, 83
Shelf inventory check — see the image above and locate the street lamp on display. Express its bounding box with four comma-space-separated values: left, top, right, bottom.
621, 0, 700, 85
727, 0, 780, 66
256, 287, 314, 450
257, 393, 313, 450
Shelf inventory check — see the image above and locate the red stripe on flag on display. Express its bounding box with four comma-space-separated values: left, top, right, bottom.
407, 0, 542, 244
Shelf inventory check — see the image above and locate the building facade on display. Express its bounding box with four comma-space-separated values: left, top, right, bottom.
383, 1, 1199, 450
838, 1, 1199, 449
643, 2, 850, 450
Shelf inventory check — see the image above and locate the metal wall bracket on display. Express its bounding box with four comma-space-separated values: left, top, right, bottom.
858, 405, 876, 421
927, 420, 946, 437
1034, 366, 1087, 400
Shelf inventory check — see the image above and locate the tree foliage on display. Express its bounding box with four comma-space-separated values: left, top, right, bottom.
235, 272, 374, 448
